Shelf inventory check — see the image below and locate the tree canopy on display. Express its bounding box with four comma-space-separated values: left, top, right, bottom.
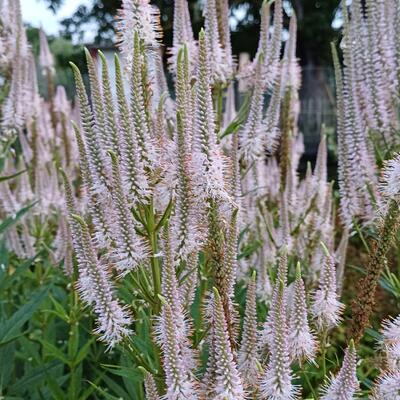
42, 0, 340, 65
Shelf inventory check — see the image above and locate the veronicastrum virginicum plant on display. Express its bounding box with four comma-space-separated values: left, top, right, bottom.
1, 0, 400, 398
64, 0, 359, 397
64, 0, 400, 398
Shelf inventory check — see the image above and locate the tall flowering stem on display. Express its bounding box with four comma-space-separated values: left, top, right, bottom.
350, 199, 400, 342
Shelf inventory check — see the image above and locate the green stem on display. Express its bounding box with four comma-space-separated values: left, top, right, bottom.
302, 366, 317, 399
353, 219, 370, 253
214, 85, 224, 133
145, 198, 161, 314
320, 329, 328, 381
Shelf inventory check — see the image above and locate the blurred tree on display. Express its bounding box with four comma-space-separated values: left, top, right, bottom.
41, 0, 340, 66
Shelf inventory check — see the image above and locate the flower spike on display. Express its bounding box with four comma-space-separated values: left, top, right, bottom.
289, 263, 317, 363
321, 340, 359, 400
311, 246, 344, 331
238, 272, 260, 388
260, 280, 299, 400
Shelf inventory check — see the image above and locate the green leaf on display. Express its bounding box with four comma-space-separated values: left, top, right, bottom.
218, 94, 250, 140
73, 337, 95, 366
39, 339, 70, 365
0, 253, 39, 291
48, 295, 70, 323
0, 135, 17, 172
0, 201, 37, 235
365, 327, 382, 341
155, 198, 174, 231
0, 286, 50, 345
101, 373, 131, 399
8, 360, 62, 394
46, 374, 67, 400
101, 364, 143, 382
0, 342, 15, 388
88, 381, 125, 400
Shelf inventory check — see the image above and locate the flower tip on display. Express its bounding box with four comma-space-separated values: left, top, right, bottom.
71, 213, 86, 226
295, 262, 302, 280
107, 149, 118, 161
212, 286, 220, 299
251, 270, 257, 281
320, 241, 330, 257
278, 279, 285, 293
157, 294, 167, 304
138, 366, 149, 376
